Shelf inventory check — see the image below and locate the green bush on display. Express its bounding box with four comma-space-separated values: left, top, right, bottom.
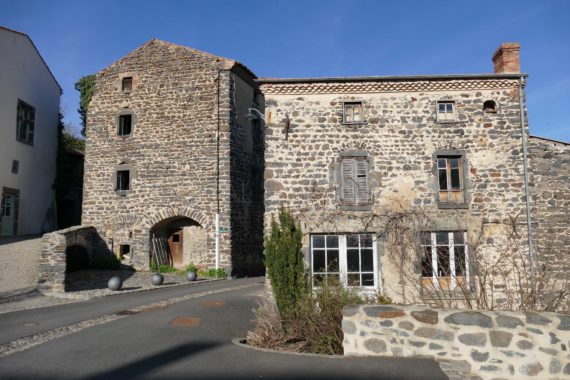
185, 263, 198, 273
91, 256, 121, 270
264, 207, 307, 318
149, 264, 177, 273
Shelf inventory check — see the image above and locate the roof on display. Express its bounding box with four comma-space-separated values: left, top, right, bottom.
99, 39, 257, 82
529, 135, 570, 145
257, 73, 527, 84
0, 26, 62, 91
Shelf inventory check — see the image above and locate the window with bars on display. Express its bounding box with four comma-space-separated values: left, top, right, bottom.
343, 102, 363, 123
341, 157, 369, 205
16, 100, 35, 145
437, 156, 465, 205
311, 234, 377, 289
436, 101, 455, 122
420, 231, 469, 290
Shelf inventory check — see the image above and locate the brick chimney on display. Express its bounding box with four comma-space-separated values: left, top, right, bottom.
492, 43, 520, 73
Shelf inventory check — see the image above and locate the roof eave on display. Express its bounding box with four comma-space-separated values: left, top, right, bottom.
257, 73, 528, 84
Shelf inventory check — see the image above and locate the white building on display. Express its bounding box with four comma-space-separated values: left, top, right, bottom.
0, 26, 60, 237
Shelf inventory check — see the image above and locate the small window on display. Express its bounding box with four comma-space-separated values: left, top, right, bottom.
119, 244, 130, 260
483, 100, 497, 113
118, 114, 132, 136
16, 100, 35, 145
437, 156, 465, 205
116, 170, 130, 191
341, 156, 370, 206
420, 231, 469, 291
436, 101, 455, 122
122, 77, 133, 92
11, 160, 19, 174
343, 102, 363, 124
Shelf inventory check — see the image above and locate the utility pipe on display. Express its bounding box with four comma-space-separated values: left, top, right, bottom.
518, 75, 536, 298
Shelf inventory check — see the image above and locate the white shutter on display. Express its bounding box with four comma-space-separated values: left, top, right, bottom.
342, 158, 355, 203
355, 159, 369, 204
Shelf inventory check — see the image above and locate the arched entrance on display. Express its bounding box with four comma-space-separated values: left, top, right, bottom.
150, 216, 204, 268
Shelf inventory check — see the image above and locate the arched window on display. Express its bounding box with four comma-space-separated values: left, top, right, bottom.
483, 100, 497, 113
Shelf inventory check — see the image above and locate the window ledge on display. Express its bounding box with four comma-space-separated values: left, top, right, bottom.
437, 202, 469, 209
16, 139, 34, 147
341, 121, 368, 126
115, 190, 130, 197
435, 120, 458, 124
340, 204, 372, 211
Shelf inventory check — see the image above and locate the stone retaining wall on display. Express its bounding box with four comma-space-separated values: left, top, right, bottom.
38, 225, 110, 293
342, 304, 570, 379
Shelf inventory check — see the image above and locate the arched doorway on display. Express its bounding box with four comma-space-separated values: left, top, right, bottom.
150, 216, 204, 268
65, 244, 89, 272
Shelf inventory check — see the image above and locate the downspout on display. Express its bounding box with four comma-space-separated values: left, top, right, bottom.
518, 75, 536, 299
215, 69, 222, 270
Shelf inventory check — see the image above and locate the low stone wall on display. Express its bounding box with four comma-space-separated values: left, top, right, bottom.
342, 305, 569, 379
38, 225, 110, 293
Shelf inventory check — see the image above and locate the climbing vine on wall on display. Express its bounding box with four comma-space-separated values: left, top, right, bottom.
74, 74, 96, 137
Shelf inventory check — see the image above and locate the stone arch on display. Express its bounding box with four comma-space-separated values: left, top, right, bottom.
142, 207, 212, 230
65, 244, 89, 272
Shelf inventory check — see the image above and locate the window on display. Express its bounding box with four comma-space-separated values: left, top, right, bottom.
119, 245, 130, 260
421, 231, 469, 291
122, 77, 133, 92
17, 100, 35, 145
341, 157, 369, 205
11, 160, 19, 174
483, 100, 497, 113
118, 114, 132, 136
437, 156, 465, 205
116, 170, 130, 192
436, 101, 455, 122
311, 234, 377, 289
343, 102, 363, 124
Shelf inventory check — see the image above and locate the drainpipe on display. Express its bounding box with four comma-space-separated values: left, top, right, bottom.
518, 75, 536, 299
215, 69, 221, 270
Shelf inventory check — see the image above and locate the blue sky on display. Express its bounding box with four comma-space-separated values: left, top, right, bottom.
1, 0, 569, 141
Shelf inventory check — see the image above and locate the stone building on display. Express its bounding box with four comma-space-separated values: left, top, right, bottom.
83, 39, 264, 276
259, 43, 569, 306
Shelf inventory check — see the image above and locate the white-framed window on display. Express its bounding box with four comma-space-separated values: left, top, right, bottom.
343, 102, 363, 124
311, 233, 377, 289
437, 156, 465, 204
341, 157, 370, 205
17, 100, 35, 145
420, 231, 469, 290
436, 101, 456, 122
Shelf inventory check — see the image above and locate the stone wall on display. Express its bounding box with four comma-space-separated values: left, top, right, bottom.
343, 304, 570, 379
260, 76, 532, 304
38, 225, 110, 293
83, 39, 263, 275
529, 136, 570, 284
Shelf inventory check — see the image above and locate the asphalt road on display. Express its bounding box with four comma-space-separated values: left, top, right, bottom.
0, 277, 447, 379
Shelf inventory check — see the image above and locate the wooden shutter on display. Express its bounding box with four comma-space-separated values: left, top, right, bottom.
342, 158, 355, 203
355, 159, 369, 204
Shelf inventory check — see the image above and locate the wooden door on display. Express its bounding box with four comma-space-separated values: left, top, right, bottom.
1, 193, 16, 236
167, 228, 184, 267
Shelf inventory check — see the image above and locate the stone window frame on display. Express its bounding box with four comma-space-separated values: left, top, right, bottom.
435, 100, 457, 123
116, 109, 137, 137
310, 233, 379, 290
340, 99, 367, 125
16, 99, 35, 146
0, 187, 20, 236
118, 72, 139, 94
432, 149, 470, 209
112, 163, 135, 196
337, 150, 373, 211
419, 230, 473, 299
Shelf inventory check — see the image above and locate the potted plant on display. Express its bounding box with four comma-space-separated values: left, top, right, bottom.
186, 263, 198, 281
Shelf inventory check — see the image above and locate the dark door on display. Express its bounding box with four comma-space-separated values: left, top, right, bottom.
167, 228, 184, 267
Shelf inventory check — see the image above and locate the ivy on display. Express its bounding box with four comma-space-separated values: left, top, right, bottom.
74, 74, 96, 137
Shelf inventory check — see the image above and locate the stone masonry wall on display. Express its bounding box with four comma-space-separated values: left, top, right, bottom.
529, 137, 570, 284
83, 40, 260, 274
343, 304, 570, 379
38, 225, 110, 293
260, 78, 531, 303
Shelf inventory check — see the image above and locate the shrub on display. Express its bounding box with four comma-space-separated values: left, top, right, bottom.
185, 263, 197, 273
91, 256, 121, 270
264, 207, 307, 318
149, 264, 177, 273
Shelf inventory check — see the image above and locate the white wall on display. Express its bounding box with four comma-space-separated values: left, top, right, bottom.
0, 29, 60, 236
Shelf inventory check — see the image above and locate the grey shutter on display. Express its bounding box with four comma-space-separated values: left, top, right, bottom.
342, 158, 355, 203
355, 159, 369, 204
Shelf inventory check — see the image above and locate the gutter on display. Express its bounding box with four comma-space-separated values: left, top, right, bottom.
518, 75, 536, 299
257, 73, 528, 84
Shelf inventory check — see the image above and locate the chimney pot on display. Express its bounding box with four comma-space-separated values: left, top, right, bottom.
492, 42, 520, 74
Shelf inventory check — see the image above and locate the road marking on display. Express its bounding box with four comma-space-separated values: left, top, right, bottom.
0, 283, 258, 358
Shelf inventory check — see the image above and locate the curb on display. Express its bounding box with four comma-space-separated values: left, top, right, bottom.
231, 338, 343, 359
